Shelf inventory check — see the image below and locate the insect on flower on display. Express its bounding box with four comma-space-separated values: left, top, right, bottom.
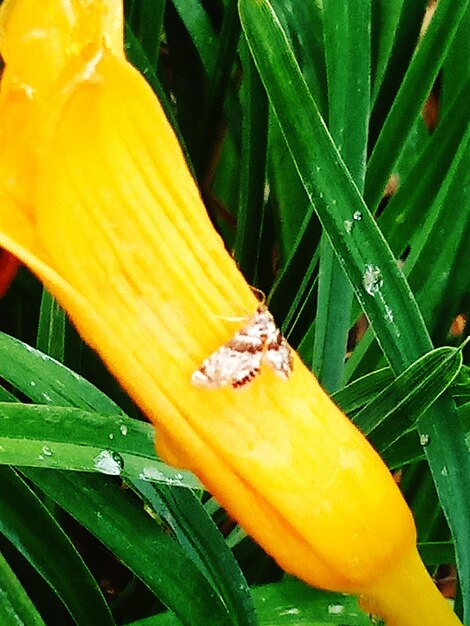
191, 304, 293, 389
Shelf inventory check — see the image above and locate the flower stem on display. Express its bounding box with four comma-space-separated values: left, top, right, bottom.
361, 547, 462, 625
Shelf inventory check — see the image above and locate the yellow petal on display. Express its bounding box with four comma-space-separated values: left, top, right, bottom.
0, 0, 124, 86
1, 43, 414, 591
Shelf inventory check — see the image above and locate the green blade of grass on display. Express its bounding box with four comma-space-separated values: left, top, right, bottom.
370, 0, 406, 102
170, 0, 218, 75
365, 0, 470, 209
0, 467, 115, 626
0, 330, 124, 413
36, 290, 65, 362
22, 469, 233, 626
239, 0, 470, 613
344, 77, 470, 381
126, 579, 372, 625
126, 0, 166, 68
0, 549, 46, 626
125, 24, 189, 166
239, 0, 429, 365
441, 3, 470, 114
418, 541, 455, 567
369, 0, 426, 128
267, 0, 327, 118
355, 346, 463, 448
233, 38, 269, 285
130, 481, 257, 626
332, 368, 394, 414
198, 0, 241, 177
313, 0, 370, 392
0, 404, 200, 490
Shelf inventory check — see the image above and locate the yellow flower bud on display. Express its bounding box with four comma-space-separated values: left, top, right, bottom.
0, 1, 461, 624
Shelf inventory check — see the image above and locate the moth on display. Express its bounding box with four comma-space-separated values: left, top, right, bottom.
191, 304, 293, 389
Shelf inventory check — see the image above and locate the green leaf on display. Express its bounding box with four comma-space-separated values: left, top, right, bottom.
170, 0, 218, 75
127, 0, 166, 68
36, 290, 65, 362
312, 1, 370, 392
418, 541, 455, 567
0, 330, 125, 413
251, 580, 370, 625
268, 207, 319, 335
354, 346, 463, 450
234, 38, 269, 285
0, 467, 114, 626
0, 404, 200, 489
238, 1, 470, 612
22, 469, 233, 626
239, 0, 430, 366
197, 0, 241, 177
345, 77, 470, 381
370, 0, 426, 124
441, 3, 470, 113
126, 579, 372, 625
332, 368, 394, 414
405, 126, 470, 341
366, 0, 470, 208
125, 23, 189, 166
370, 0, 406, 102
129, 481, 256, 626
0, 549, 45, 626
267, 0, 327, 118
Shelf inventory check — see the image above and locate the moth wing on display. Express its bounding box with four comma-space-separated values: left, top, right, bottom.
263, 333, 293, 380
191, 339, 264, 389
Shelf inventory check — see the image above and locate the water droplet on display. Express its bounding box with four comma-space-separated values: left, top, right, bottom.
119, 424, 128, 436
363, 265, 383, 295
420, 434, 431, 447
42, 392, 52, 402
30, 381, 36, 387
441, 466, 448, 477
108, 433, 114, 440
328, 603, 344, 615
42, 445, 53, 457
344, 220, 353, 234
279, 608, 300, 616
174, 472, 184, 481
93, 450, 124, 476
353, 210, 363, 221
38, 454, 44, 461
140, 467, 166, 482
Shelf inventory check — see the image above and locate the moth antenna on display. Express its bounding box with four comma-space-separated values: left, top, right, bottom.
210, 286, 267, 322
250, 285, 267, 305
213, 313, 250, 323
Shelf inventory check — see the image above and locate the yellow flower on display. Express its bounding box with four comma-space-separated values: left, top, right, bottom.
0, 1, 461, 623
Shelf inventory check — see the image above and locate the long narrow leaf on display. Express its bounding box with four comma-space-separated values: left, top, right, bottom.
239, 1, 470, 613
0, 467, 114, 626
0, 549, 46, 626
365, 0, 470, 208
313, 0, 370, 391
23, 469, 233, 626
130, 480, 256, 626
0, 404, 200, 489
